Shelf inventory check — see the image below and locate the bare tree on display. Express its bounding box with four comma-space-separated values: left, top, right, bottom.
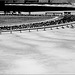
67, 0, 73, 4
5, 0, 14, 3
48, 0, 52, 3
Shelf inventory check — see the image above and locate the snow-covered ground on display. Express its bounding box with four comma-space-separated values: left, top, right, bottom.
0, 27, 75, 74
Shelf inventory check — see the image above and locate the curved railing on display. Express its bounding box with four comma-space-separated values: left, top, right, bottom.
0, 15, 74, 34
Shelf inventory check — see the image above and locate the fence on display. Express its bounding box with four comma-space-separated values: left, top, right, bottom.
0, 21, 74, 34
0, 15, 74, 34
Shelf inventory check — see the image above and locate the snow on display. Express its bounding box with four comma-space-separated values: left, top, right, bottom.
0, 27, 75, 74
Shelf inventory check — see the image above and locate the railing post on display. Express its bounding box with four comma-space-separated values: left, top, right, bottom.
62, 26, 64, 29
29, 29, 30, 32
44, 26, 46, 31
37, 28, 38, 31
10, 26, 12, 34
66, 25, 69, 28
71, 24, 74, 28
0, 28, 1, 34
20, 30, 22, 33
50, 27, 53, 30
56, 26, 59, 29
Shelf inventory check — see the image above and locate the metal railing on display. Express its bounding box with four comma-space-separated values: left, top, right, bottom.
0, 21, 74, 34
0, 15, 74, 34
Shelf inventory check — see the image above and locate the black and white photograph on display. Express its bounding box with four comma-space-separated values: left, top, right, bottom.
0, 0, 75, 74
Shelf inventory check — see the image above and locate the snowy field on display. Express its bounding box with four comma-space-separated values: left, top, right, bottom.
0, 26, 75, 74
